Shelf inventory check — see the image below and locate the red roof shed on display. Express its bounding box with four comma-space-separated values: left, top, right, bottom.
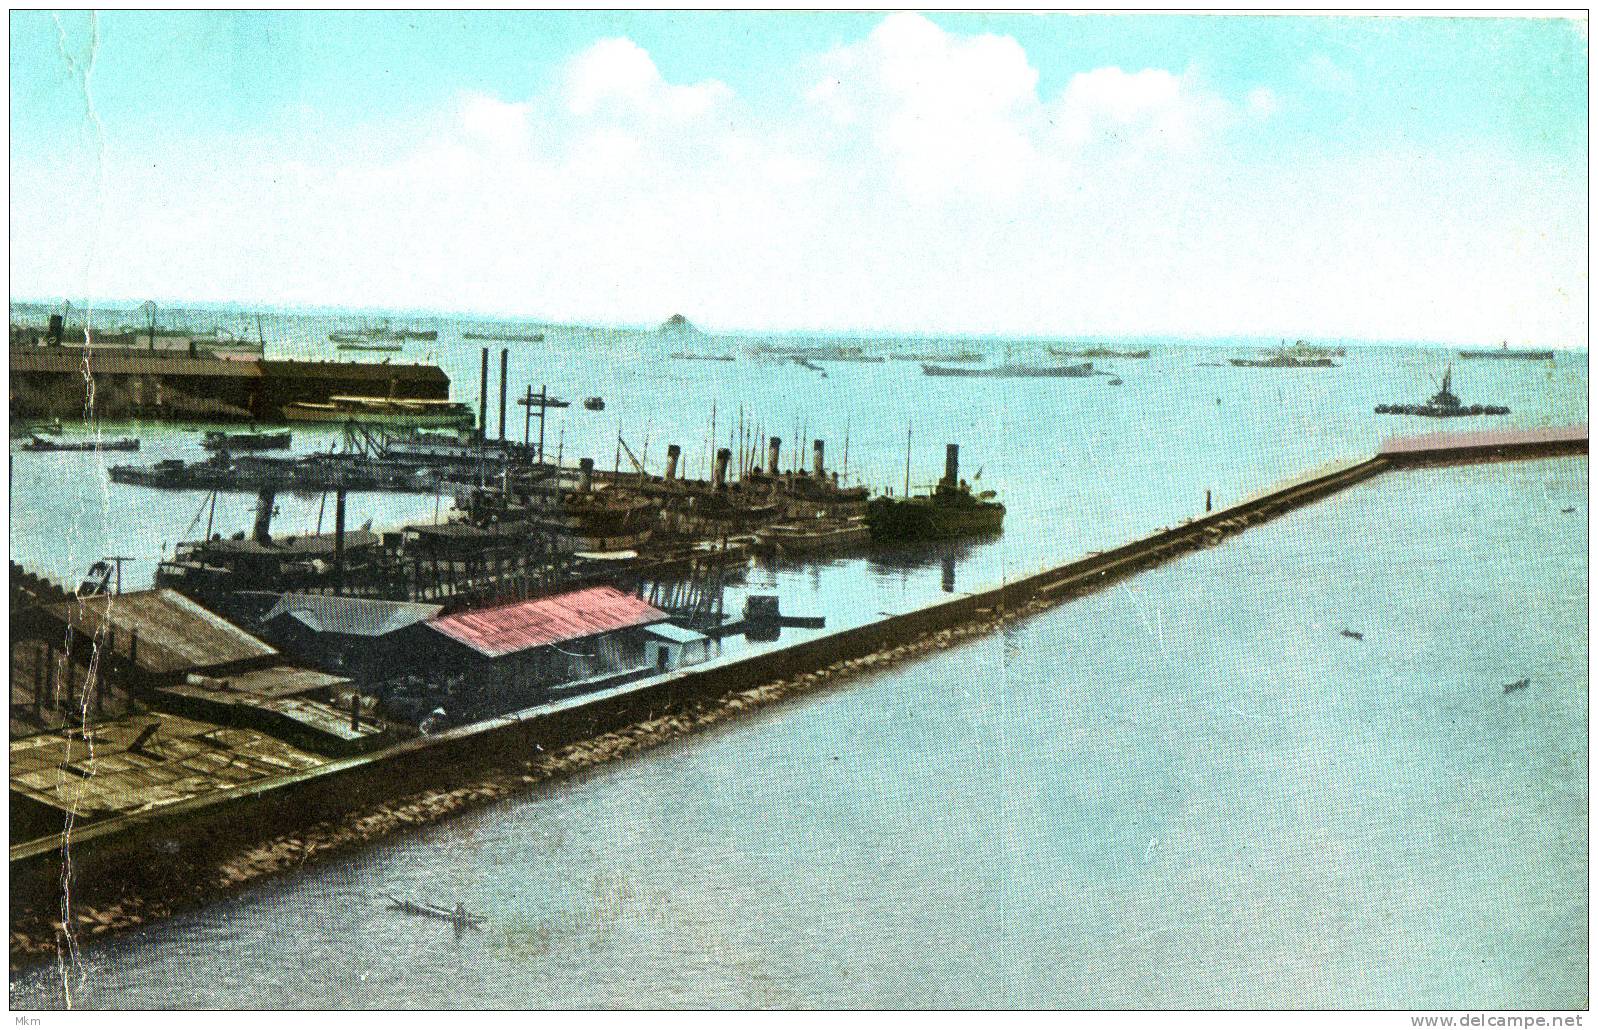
425, 586, 668, 658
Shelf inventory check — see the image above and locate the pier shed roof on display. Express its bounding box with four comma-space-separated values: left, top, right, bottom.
9, 712, 325, 827
263, 594, 443, 638
426, 585, 667, 658
43, 589, 277, 677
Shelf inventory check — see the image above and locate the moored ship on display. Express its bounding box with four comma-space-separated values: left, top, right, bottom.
282, 396, 476, 429
865, 445, 1004, 542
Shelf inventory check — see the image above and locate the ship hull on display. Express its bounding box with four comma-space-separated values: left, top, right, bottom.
865, 496, 1005, 541
922, 362, 1092, 378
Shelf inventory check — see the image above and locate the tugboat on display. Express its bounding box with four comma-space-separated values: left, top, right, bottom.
1374, 366, 1509, 417
865, 444, 1004, 542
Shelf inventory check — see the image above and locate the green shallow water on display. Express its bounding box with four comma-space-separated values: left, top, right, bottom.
12, 457, 1586, 1009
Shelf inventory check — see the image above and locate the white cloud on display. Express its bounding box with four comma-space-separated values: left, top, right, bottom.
1245, 86, 1281, 119
8, 16, 1584, 347
563, 37, 731, 120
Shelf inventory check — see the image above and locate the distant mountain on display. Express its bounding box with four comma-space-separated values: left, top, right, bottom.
659, 313, 700, 334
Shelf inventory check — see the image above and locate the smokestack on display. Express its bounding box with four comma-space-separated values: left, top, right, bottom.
664, 444, 680, 482
478, 347, 489, 435
943, 443, 959, 488
333, 489, 347, 595
768, 436, 781, 476
578, 457, 594, 493
252, 489, 276, 545
47, 314, 62, 345
498, 348, 508, 442
813, 439, 825, 477
713, 448, 731, 489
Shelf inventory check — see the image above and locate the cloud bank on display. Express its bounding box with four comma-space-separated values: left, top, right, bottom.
10, 13, 1586, 345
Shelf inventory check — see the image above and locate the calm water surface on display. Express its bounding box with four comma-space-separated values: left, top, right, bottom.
12, 457, 1586, 1009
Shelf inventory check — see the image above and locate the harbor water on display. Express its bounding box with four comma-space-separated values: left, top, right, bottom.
10, 456, 1586, 1008
7, 315, 1589, 1007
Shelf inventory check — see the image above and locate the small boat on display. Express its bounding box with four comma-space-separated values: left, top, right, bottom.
1340, 628, 1364, 641
1048, 346, 1151, 359
516, 393, 571, 409
202, 429, 292, 451
335, 340, 404, 352
923, 361, 1093, 378
583, 397, 605, 411
793, 357, 825, 372
464, 330, 545, 342
21, 434, 139, 452
1503, 678, 1530, 694
1459, 341, 1555, 361
755, 516, 870, 555
1107, 377, 1123, 386
384, 894, 484, 927
670, 351, 735, 362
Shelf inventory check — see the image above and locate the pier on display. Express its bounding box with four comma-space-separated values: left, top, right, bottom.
9, 344, 450, 422
8, 424, 1586, 963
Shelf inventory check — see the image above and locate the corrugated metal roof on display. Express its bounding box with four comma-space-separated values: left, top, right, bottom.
641, 622, 708, 645
264, 594, 442, 637
43, 589, 277, 675
10, 348, 264, 378
427, 586, 667, 658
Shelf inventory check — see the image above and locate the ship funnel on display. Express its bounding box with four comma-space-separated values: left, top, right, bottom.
713, 448, 731, 490
578, 458, 594, 493
768, 437, 782, 476
478, 347, 489, 435
664, 444, 680, 482
943, 444, 959, 488
813, 439, 825, 478
253, 489, 276, 545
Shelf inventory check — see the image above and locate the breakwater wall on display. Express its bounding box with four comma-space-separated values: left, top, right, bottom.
10, 427, 1586, 960
9, 346, 450, 421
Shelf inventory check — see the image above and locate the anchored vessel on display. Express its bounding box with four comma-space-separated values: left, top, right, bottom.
282, 396, 476, 430
922, 361, 1093, 378
1375, 366, 1509, 417
20, 435, 139, 452
202, 429, 292, 451
866, 444, 1004, 542
463, 330, 545, 343
1229, 349, 1336, 368
1459, 341, 1555, 361
1048, 345, 1151, 359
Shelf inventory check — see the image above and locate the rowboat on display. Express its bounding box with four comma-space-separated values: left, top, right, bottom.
384, 894, 484, 927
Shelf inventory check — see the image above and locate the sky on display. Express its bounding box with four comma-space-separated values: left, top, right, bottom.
8, 11, 1590, 345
